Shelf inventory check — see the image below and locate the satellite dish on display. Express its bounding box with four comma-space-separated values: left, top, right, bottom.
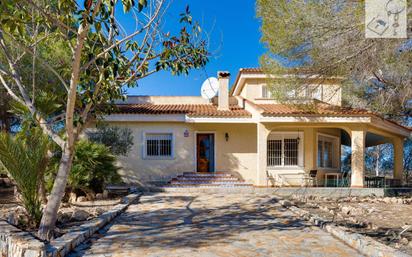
200, 77, 219, 100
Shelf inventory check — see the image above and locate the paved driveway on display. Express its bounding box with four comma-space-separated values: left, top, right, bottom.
71, 193, 363, 257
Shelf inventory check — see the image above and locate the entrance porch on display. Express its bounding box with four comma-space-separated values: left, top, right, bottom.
257, 121, 408, 188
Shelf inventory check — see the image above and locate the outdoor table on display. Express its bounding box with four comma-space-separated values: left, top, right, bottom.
324, 172, 342, 187
365, 176, 385, 188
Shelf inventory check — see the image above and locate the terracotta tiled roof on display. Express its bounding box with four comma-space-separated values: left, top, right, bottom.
239, 67, 263, 73
114, 104, 251, 117
257, 102, 373, 117
257, 102, 412, 131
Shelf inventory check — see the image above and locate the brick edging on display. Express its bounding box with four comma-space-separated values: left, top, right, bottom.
46, 192, 142, 257
280, 201, 411, 257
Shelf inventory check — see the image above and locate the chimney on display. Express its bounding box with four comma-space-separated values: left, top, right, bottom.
217, 71, 230, 110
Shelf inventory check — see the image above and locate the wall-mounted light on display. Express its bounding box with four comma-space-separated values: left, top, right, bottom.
225, 132, 229, 142
184, 129, 189, 138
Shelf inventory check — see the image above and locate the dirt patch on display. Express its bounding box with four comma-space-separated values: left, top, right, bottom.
288, 195, 412, 255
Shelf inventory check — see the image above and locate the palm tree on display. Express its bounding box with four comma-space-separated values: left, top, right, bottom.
0, 128, 49, 227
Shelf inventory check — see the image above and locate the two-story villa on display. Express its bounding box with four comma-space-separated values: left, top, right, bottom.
101, 68, 411, 188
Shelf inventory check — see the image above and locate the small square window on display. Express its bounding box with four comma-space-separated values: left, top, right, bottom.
145, 133, 173, 158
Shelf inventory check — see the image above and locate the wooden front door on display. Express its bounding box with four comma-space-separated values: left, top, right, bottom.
196, 133, 215, 172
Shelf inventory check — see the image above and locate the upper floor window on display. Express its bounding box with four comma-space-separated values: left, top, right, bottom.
145, 133, 173, 158
306, 85, 323, 101
262, 85, 272, 98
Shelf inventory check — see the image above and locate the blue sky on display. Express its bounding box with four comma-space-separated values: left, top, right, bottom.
125, 0, 264, 96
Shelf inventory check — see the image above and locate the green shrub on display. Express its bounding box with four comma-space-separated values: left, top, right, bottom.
69, 140, 121, 195
0, 129, 49, 227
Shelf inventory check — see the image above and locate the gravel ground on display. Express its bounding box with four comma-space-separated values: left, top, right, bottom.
292, 195, 412, 255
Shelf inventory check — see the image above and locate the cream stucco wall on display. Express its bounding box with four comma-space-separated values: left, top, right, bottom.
106, 122, 194, 184
192, 123, 257, 184
97, 119, 407, 187
101, 122, 257, 185
236, 78, 342, 106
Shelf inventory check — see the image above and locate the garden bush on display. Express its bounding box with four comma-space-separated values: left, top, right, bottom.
68, 140, 121, 196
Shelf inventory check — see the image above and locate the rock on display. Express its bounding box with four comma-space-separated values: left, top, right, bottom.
340, 205, 366, 216
71, 209, 90, 221
95, 193, 103, 200
407, 241, 412, 249
341, 206, 352, 215
87, 193, 96, 201
7, 212, 17, 225
367, 222, 379, 230
69, 192, 77, 203
77, 196, 87, 202
93, 207, 105, 216
401, 224, 411, 230
383, 197, 392, 203
350, 207, 366, 216
319, 206, 329, 212
367, 207, 376, 214
348, 216, 358, 224
400, 237, 409, 245
279, 200, 293, 207
7, 206, 28, 226
57, 211, 72, 224
103, 190, 109, 199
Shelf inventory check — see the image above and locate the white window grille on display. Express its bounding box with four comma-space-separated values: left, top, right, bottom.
267, 140, 282, 166
145, 133, 173, 158
267, 133, 302, 167
317, 135, 338, 168
284, 139, 298, 165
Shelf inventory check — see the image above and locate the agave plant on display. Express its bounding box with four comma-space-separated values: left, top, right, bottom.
0, 128, 49, 227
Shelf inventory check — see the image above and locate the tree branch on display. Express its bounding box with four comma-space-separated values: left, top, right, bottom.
23, 0, 77, 35
81, 0, 164, 71
66, 0, 102, 148
0, 31, 65, 147
4, 31, 69, 92
0, 73, 25, 105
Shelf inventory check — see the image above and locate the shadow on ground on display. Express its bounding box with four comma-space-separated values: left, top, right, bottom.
70, 193, 311, 256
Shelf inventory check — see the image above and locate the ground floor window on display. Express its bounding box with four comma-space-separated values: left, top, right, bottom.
267, 132, 303, 167
317, 134, 338, 168
145, 133, 173, 158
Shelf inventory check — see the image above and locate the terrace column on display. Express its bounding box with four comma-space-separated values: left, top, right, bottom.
257, 123, 270, 186
351, 130, 366, 188
393, 137, 404, 183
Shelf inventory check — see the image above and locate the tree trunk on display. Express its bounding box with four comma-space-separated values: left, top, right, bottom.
38, 174, 47, 205
37, 144, 74, 240
375, 146, 380, 176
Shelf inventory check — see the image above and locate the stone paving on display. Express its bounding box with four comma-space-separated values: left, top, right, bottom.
70, 193, 363, 257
